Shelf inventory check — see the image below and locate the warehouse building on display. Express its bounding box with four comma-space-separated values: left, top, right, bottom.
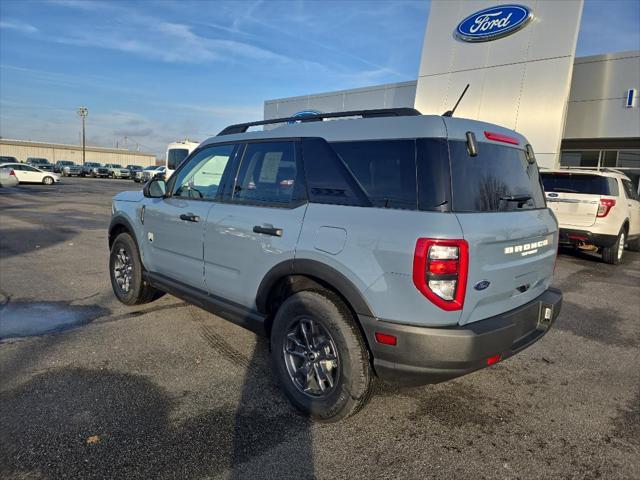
0, 139, 156, 167
265, 0, 640, 191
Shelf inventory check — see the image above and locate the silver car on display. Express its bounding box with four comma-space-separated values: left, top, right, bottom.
108, 108, 562, 421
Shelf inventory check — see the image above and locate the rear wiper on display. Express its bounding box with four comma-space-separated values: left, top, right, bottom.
550, 188, 578, 193
499, 194, 532, 208
500, 194, 532, 203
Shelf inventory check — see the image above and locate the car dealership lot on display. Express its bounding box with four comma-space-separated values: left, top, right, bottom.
0, 178, 638, 480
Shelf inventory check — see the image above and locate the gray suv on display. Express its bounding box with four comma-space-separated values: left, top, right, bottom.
108, 108, 562, 421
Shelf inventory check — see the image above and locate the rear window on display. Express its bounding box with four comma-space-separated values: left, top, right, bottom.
449, 141, 545, 212
168, 148, 190, 170
541, 173, 619, 196
330, 140, 416, 209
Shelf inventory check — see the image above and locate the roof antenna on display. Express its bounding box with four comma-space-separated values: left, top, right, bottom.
443, 84, 470, 117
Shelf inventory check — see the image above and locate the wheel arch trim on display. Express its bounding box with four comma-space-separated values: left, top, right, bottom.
108, 214, 139, 249
256, 259, 375, 317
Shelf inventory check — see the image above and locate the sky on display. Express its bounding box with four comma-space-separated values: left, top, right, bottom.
0, 0, 639, 158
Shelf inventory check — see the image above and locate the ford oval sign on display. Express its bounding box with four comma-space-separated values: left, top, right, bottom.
288, 110, 322, 124
456, 5, 533, 42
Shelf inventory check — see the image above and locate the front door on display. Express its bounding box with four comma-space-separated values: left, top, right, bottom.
142, 144, 240, 290
204, 140, 307, 310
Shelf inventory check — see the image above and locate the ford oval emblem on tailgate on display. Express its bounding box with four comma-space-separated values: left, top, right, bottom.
474, 280, 491, 291
456, 4, 533, 42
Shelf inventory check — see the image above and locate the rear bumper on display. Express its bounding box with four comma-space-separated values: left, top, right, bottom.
559, 228, 617, 247
359, 287, 562, 385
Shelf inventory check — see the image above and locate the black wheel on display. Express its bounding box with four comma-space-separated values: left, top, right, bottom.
602, 228, 626, 265
42, 176, 54, 185
109, 232, 163, 305
627, 235, 640, 252
270, 290, 372, 422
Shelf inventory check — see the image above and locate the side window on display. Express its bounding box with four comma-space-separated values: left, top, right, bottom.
330, 140, 417, 210
622, 179, 637, 200
232, 141, 302, 206
172, 144, 238, 200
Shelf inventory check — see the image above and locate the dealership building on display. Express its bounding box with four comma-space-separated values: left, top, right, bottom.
265, 1, 640, 190
0, 139, 156, 168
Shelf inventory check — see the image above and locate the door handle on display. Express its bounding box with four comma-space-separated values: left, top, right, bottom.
180, 213, 200, 222
253, 225, 283, 237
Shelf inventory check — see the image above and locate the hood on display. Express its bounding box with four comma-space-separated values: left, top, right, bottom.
113, 190, 144, 202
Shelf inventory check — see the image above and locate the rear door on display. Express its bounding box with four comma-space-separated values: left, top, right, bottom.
203, 140, 307, 309
448, 140, 557, 326
541, 172, 616, 227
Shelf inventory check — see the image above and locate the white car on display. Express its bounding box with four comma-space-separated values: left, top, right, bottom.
541, 168, 640, 264
0, 162, 61, 185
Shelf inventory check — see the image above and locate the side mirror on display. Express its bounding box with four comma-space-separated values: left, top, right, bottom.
143, 178, 166, 198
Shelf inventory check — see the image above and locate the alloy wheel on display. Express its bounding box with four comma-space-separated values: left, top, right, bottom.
618, 233, 625, 260
113, 247, 133, 294
283, 317, 340, 397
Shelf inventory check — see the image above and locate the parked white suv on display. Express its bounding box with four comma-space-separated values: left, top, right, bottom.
541, 168, 640, 264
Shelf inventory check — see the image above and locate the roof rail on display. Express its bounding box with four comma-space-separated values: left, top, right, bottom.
558, 166, 626, 175
217, 108, 422, 136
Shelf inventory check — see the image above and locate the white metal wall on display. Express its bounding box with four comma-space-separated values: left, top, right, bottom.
0, 141, 156, 167
264, 81, 416, 120
414, 0, 584, 168
564, 51, 640, 140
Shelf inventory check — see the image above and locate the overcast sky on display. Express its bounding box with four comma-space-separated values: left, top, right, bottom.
1, 0, 639, 157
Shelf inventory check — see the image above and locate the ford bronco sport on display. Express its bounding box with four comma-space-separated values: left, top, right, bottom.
541, 168, 640, 264
108, 108, 562, 421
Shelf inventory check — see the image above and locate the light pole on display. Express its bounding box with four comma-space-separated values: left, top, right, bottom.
77, 107, 88, 165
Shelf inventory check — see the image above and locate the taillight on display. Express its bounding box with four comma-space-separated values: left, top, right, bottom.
413, 239, 469, 311
597, 198, 616, 217
484, 131, 519, 145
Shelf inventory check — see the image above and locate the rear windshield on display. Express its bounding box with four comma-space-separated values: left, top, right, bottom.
449, 141, 545, 212
540, 173, 619, 196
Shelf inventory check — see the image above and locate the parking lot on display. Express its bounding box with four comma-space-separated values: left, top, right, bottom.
0, 177, 638, 480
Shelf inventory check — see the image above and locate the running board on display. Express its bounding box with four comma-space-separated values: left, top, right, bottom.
144, 272, 267, 336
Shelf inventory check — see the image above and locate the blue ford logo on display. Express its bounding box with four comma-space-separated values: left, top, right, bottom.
288, 110, 322, 124
474, 280, 491, 291
456, 5, 533, 42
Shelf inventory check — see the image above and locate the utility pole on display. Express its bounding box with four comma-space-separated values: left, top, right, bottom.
77, 107, 88, 165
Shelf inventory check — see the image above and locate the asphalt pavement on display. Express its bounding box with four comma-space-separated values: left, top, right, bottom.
0, 177, 638, 480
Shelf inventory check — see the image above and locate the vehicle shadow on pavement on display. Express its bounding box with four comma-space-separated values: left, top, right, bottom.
0, 346, 314, 479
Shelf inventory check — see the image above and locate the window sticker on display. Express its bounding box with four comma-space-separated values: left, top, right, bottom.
259, 152, 283, 183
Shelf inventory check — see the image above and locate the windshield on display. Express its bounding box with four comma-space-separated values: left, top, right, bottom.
29, 158, 48, 163
449, 141, 546, 212
87, 163, 100, 167
540, 173, 618, 195
144, 166, 156, 170
167, 148, 190, 170
60, 161, 74, 165
112, 164, 122, 168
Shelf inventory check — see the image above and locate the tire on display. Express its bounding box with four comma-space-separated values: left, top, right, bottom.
627, 235, 640, 252
602, 228, 626, 265
109, 232, 163, 305
42, 176, 54, 185
270, 290, 373, 422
